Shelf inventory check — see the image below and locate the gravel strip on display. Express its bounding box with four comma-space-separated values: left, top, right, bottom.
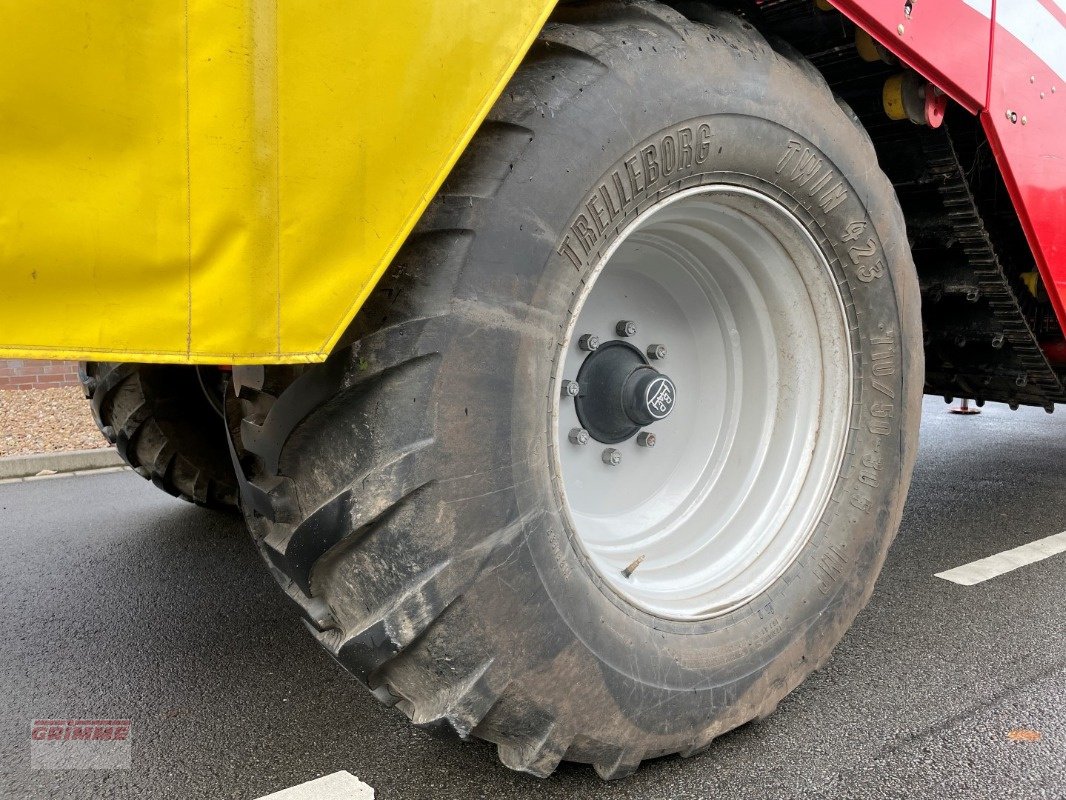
0, 387, 109, 457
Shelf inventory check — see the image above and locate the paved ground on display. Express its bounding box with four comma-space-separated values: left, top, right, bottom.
0, 397, 1063, 799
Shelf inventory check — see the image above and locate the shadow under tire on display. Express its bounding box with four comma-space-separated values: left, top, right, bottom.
227, 0, 922, 779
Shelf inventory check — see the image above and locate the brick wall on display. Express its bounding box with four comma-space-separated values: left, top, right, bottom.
0, 359, 82, 390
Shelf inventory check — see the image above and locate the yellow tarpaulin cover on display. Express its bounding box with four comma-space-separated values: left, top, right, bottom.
0, 1, 556, 363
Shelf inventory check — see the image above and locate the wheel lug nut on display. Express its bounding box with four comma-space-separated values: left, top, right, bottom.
637, 432, 656, 447
578, 334, 601, 351
562, 380, 580, 397
647, 344, 667, 360
616, 320, 638, 337
602, 447, 622, 466
568, 427, 590, 445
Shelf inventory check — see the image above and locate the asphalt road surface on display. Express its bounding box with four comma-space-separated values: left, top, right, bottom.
1, 397, 1064, 799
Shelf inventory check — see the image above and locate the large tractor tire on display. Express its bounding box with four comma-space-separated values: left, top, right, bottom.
228, 1, 921, 778
81, 362, 239, 510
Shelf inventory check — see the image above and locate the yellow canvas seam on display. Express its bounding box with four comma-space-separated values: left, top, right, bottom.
273, 0, 282, 357
184, 0, 194, 357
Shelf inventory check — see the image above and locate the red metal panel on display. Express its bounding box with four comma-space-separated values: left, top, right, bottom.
981, 3, 1066, 329
834, 0, 1066, 332
830, 0, 991, 112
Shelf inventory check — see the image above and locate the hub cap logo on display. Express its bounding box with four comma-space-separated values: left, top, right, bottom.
645, 377, 675, 419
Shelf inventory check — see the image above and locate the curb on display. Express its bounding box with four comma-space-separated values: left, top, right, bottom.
0, 448, 124, 480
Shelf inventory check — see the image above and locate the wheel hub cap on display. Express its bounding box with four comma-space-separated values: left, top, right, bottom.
575, 341, 676, 444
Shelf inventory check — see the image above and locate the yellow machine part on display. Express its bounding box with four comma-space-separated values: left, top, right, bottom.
854, 29, 882, 63
882, 73, 909, 122
0, 1, 557, 364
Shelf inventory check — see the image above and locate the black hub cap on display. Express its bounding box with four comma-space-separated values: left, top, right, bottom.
574, 340, 676, 444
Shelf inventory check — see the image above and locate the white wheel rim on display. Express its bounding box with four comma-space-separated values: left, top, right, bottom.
551, 185, 853, 621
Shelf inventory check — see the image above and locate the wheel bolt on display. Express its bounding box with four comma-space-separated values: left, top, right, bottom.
578, 334, 601, 351
568, 427, 590, 445
616, 320, 638, 337
647, 344, 667, 360
602, 447, 622, 466
562, 380, 580, 397
637, 432, 656, 447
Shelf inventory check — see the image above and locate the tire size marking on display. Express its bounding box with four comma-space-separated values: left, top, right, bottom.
858, 450, 883, 489
815, 544, 848, 595
867, 330, 897, 436
852, 329, 898, 515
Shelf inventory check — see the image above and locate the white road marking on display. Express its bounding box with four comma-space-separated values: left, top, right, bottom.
935, 531, 1066, 585
255, 771, 374, 800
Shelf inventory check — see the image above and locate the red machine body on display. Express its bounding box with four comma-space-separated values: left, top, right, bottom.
833, 0, 1066, 336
